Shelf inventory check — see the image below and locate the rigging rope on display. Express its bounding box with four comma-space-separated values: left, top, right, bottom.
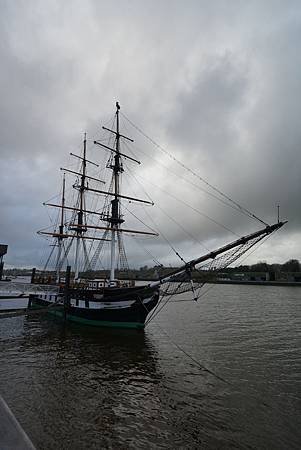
121, 112, 268, 226
122, 203, 158, 235
137, 172, 240, 237
152, 322, 230, 384
43, 244, 56, 272
153, 228, 280, 299
124, 136, 261, 224
130, 235, 163, 267
124, 160, 210, 251
141, 204, 188, 266
145, 285, 181, 326
155, 203, 210, 252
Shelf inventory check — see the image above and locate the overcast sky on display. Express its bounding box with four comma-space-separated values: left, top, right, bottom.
0, 0, 300, 269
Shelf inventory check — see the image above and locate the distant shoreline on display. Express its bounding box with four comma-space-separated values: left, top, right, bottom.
136, 279, 301, 287
205, 280, 301, 287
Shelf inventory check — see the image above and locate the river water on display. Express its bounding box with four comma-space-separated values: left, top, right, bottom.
0, 284, 300, 449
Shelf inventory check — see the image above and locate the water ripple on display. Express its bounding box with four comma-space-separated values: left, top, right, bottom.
0, 284, 300, 449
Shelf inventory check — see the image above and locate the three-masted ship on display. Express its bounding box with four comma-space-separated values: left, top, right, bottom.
29, 102, 286, 328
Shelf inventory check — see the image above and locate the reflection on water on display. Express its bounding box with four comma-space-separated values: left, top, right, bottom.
0, 285, 300, 449
1, 317, 164, 449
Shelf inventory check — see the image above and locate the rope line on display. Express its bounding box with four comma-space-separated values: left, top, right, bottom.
121, 112, 268, 226
137, 173, 240, 237
153, 322, 230, 384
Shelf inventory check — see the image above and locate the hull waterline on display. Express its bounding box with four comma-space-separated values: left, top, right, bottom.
28, 289, 159, 329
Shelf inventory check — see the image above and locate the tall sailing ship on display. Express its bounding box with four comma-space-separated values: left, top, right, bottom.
29, 102, 286, 328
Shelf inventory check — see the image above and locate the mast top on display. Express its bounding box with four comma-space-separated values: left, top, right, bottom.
116, 101, 120, 111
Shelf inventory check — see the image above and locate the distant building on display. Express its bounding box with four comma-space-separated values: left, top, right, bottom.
0, 244, 8, 280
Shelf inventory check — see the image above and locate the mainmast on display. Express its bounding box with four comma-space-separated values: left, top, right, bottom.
109, 102, 124, 285
74, 133, 87, 279
55, 172, 66, 283
92, 102, 156, 281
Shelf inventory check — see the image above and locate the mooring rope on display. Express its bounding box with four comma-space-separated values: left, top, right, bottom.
153, 321, 230, 384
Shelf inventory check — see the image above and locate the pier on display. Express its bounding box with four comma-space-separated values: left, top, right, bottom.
0, 281, 58, 296
0, 396, 35, 449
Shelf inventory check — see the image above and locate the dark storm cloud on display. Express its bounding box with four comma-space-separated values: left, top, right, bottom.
155, 5, 301, 262
0, 0, 300, 267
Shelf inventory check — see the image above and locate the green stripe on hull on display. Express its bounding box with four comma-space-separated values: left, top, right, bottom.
50, 310, 145, 329
31, 304, 145, 329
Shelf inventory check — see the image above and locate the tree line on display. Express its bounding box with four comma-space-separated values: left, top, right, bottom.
3, 258, 300, 277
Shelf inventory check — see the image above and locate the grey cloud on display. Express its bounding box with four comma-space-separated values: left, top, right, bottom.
0, 0, 300, 268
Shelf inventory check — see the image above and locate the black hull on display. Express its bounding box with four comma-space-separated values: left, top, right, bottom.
29, 288, 159, 329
